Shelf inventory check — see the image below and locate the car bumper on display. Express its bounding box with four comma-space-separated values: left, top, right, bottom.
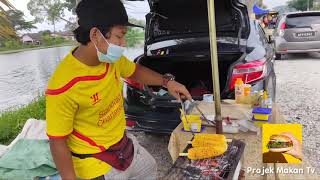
276, 40, 320, 54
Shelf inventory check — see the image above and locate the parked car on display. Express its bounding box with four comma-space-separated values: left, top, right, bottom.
124, 0, 276, 134
273, 11, 320, 60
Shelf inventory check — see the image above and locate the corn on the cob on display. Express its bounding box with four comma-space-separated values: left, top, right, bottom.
191, 138, 227, 148
193, 134, 226, 142
181, 145, 227, 160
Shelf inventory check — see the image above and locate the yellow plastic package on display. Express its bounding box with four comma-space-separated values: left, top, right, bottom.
180, 109, 202, 132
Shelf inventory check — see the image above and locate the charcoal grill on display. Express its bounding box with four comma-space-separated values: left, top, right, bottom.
164, 139, 245, 180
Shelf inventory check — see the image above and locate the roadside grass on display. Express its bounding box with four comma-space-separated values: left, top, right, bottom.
0, 96, 46, 145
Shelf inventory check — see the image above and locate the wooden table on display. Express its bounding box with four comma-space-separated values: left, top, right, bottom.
166, 100, 319, 180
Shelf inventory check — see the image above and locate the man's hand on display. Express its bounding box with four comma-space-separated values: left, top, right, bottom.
280, 132, 302, 160
167, 80, 192, 101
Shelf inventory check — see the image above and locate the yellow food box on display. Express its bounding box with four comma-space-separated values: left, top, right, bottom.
180, 110, 202, 132
253, 114, 270, 121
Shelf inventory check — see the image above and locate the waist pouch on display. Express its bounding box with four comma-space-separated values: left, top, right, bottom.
71, 135, 134, 171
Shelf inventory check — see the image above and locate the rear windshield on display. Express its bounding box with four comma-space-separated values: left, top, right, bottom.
286, 14, 320, 28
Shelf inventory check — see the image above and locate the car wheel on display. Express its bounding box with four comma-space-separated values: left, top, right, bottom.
275, 53, 282, 60
264, 72, 276, 102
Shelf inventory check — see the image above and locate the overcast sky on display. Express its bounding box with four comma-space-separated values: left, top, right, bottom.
10, 0, 287, 33
264, 0, 289, 8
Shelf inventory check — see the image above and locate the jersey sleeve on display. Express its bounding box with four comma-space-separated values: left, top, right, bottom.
118, 56, 136, 78
46, 92, 77, 139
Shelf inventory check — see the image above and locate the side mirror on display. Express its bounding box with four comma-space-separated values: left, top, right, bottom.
268, 35, 274, 44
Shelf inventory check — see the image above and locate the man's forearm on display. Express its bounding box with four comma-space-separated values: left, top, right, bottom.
129, 64, 164, 86
49, 139, 76, 180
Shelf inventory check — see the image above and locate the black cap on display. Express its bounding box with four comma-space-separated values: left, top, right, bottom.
76, 0, 142, 30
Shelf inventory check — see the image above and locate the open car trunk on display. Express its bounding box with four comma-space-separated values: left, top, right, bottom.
137, 53, 244, 100
145, 0, 250, 45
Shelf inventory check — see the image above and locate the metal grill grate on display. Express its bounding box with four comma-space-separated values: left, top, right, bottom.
165, 139, 245, 180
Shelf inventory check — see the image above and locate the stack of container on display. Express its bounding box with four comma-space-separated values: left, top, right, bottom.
252, 107, 272, 127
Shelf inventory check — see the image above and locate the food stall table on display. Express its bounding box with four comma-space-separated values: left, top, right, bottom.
165, 100, 319, 179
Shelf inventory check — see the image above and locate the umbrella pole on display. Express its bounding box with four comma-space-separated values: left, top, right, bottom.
207, 0, 223, 134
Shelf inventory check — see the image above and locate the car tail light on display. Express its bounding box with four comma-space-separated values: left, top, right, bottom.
229, 59, 267, 90
126, 119, 136, 127
279, 22, 286, 37
280, 22, 286, 30
125, 78, 144, 90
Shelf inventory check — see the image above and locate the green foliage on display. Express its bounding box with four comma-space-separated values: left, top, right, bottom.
288, 0, 314, 11
0, 96, 46, 145
0, 33, 71, 51
64, 0, 77, 14
27, 0, 65, 32
40, 30, 52, 36
3, 39, 21, 48
126, 27, 144, 48
41, 35, 66, 46
6, 10, 36, 31
0, 0, 17, 39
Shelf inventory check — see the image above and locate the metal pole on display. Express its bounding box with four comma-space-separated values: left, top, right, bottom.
307, 0, 310, 11
207, 0, 223, 134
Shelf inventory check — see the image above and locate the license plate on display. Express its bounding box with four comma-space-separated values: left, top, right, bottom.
296, 31, 316, 37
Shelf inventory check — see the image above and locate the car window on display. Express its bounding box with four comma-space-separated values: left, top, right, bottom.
275, 16, 283, 29
257, 24, 268, 45
286, 14, 320, 28
246, 21, 266, 61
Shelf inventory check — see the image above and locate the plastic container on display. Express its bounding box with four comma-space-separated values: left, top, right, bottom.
203, 94, 214, 102
252, 108, 272, 121
222, 121, 240, 134
252, 107, 272, 121
243, 84, 252, 104
253, 116, 272, 127
235, 78, 244, 104
181, 113, 202, 132
243, 84, 251, 96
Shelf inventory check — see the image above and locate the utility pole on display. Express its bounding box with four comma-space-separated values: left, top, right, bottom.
307, 0, 310, 11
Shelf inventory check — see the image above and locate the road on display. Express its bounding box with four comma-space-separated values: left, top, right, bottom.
275, 52, 320, 173
132, 52, 320, 178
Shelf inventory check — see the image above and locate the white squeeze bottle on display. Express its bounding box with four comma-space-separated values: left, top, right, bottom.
235, 78, 244, 104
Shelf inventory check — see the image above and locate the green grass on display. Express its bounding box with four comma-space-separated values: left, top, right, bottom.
0, 96, 46, 145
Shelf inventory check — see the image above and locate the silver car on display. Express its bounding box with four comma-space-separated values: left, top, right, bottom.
273, 11, 320, 60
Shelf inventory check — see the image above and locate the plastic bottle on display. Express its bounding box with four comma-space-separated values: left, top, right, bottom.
235, 78, 244, 104
243, 84, 252, 104
261, 91, 272, 108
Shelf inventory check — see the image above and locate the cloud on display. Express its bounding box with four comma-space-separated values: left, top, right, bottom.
264, 0, 289, 9
11, 0, 150, 33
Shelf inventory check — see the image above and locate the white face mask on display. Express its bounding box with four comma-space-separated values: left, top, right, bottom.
93, 30, 126, 63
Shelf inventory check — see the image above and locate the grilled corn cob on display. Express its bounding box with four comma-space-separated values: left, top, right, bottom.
193, 134, 226, 142
180, 146, 227, 160
191, 138, 227, 148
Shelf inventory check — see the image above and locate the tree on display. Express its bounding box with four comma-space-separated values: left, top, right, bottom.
64, 0, 77, 14
64, 17, 77, 32
288, 0, 314, 11
0, 0, 17, 39
27, 0, 69, 33
125, 18, 145, 47
6, 10, 35, 31
39, 30, 52, 36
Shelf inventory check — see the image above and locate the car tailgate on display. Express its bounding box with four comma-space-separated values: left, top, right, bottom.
284, 12, 320, 42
